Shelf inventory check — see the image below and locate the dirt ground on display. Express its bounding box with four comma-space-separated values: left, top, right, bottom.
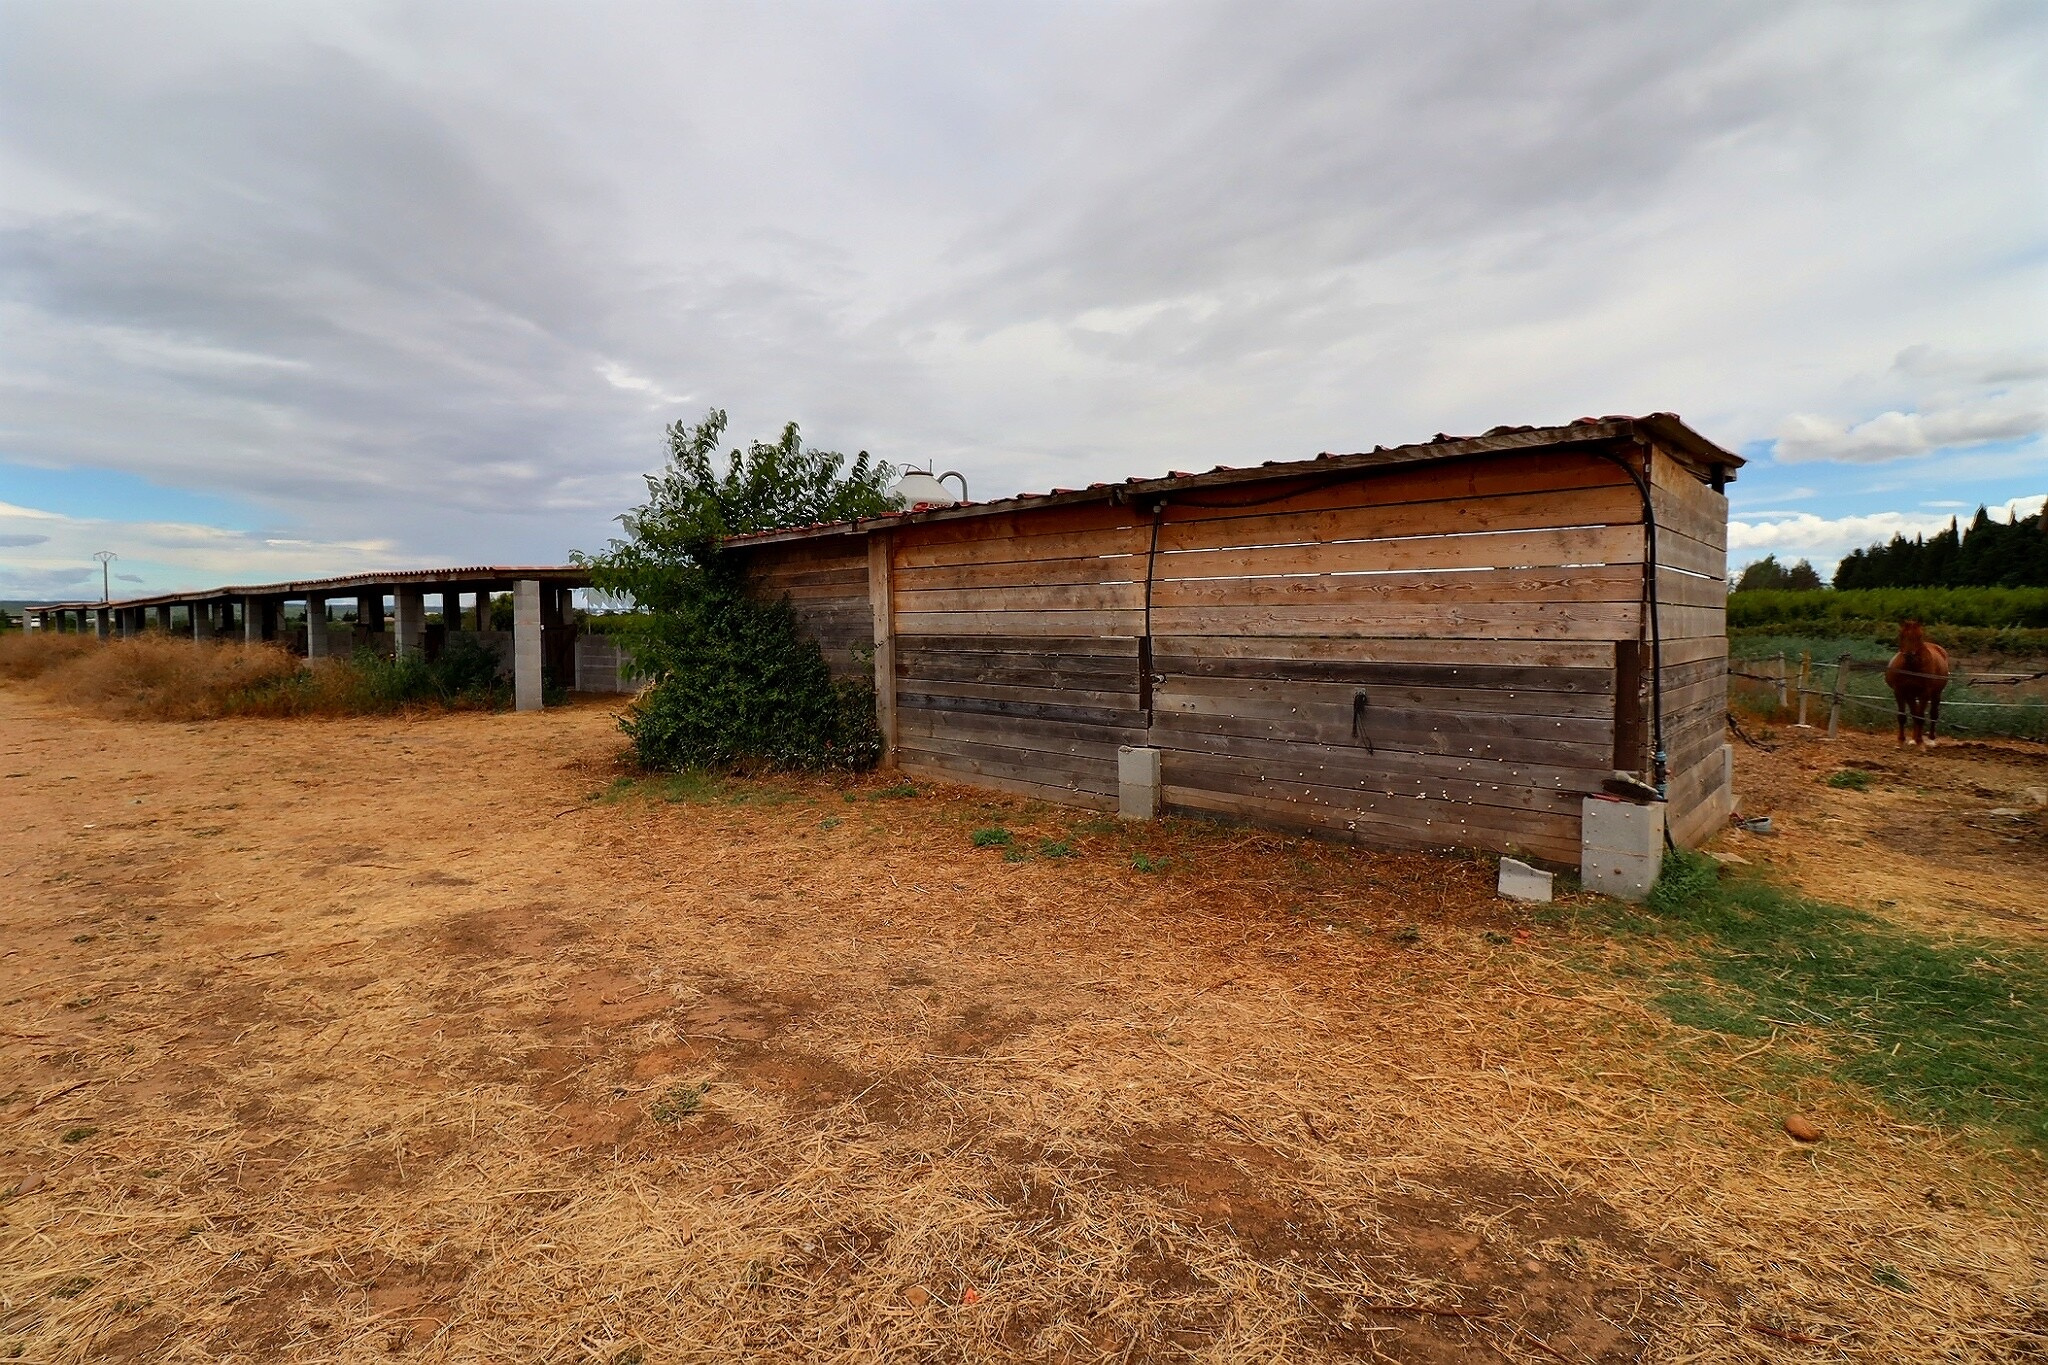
1, 691, 2043, 1364
1719, 720, 2048, 943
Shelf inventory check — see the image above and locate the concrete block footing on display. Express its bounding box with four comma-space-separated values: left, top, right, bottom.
1118, 745, 1161, 821
1581, 796, 1665, 903
1497, 858, 1554, 903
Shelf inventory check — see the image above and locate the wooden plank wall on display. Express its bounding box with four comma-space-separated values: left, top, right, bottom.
889, 505, 1148, 807
740, 437, 1734, 864
1648, 443, 1734, 847
1144, 449, 1644, 864
736, 539, 875, 680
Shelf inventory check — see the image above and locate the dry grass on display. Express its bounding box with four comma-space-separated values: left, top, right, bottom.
0, 632, 495, 721
0, 631, 98, 681
2, 694, 2044, 1363
4, 633, 306, 720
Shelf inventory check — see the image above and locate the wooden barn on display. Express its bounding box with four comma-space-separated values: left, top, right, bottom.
728, 415, 1740, 870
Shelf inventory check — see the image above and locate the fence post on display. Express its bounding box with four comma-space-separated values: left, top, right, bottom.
1796, 652, 1812, 728
1828, 654, 1848, 739
1775, 653, 1788, 710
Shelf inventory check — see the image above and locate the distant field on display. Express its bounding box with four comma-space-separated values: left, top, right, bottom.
1728, 587, 2048, 661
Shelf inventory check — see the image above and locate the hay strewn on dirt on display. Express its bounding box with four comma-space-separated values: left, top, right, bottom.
1, 692, 2043, 1363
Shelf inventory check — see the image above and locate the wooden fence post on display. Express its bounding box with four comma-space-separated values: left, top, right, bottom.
1796, 652, 1812, 728
1775, 653, 1788, 710
1828, 654, 1848, 739
868, 529, 896, 766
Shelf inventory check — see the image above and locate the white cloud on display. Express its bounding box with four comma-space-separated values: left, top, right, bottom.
0, 3, 2042, 577
0, 500, 401, 599
1730, 493, 2047, 577
1775, 390, 2044, 464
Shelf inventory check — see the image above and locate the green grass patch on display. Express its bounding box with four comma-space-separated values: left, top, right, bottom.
970, 827, 1013, 849
1131, 852, 1171, 873
874, 781, 918, 799
1619, 850, 2048, 1149
1825, 769, 1873, 791
649, 1082, 707, 1124
1037, 838, 1075, 859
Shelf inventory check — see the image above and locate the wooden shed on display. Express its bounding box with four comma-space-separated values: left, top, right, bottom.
729, 415, 1740, 864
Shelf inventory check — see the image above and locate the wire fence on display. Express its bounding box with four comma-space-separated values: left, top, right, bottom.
1728, 653, 2048, 740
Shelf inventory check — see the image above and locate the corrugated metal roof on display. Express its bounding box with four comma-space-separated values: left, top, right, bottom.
723, 413, 1739, 549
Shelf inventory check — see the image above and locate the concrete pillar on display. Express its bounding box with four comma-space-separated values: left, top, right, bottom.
361, 592, 385, 635
474, 592, 489, 631
193, 601, 214, 640
513, 579, 543, 712
443, 589, 463, 631
155, 604, 172, 632
306, 596, 329, 659
1580, 796, 1665, 903
244, 597, 263, 644
1118, 745, 1162, 820
394, 587, 426, 659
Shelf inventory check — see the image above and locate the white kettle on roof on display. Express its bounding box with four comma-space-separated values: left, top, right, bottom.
888, 465, 969, 508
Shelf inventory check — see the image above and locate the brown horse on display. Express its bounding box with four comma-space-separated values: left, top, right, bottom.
1885, 620, 1951, 746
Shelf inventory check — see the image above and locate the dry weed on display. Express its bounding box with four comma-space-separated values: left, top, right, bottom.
0, 630, 97, 681
12, 633, 305, 720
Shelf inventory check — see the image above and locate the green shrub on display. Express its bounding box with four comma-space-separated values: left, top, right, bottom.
615, 572, 882, 772
970, 827, 1013, 848
576, 409, 895, 775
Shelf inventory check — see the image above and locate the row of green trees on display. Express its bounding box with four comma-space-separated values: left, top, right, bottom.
1734, 506, 2045, 594
1832, 507, 2048, 589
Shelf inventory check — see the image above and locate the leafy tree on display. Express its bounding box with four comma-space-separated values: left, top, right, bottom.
1781, 558, 1824, 591
574, 409, 896, 772
1733, 555, 1784, 592
1735, 555, 1824, 592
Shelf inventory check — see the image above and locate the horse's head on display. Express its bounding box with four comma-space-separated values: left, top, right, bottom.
1898, 619, 1926, 653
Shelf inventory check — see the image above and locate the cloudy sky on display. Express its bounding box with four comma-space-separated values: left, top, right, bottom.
2, 0, 2043, 599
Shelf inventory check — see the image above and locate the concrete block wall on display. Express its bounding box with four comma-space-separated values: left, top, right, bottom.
573, 635, 643, 694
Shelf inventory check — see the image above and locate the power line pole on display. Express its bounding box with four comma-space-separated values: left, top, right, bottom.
94, 550, 117, 603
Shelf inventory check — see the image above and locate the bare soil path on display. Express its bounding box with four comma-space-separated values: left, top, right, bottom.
1, 692, 2041, 1363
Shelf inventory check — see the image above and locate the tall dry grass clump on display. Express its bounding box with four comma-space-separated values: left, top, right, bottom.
0, 629, 512, 719
0, 629, 98, 680
15, 633, 306, 720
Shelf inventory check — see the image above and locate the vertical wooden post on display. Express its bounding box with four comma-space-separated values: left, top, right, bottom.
1796, 652, 1811, 728
867, 530, 896, 766
1774, 653, 1788, 711
1828, 654, 1848, 739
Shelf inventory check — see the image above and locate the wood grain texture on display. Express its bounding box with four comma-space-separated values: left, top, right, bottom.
740, 435, 1734, 862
